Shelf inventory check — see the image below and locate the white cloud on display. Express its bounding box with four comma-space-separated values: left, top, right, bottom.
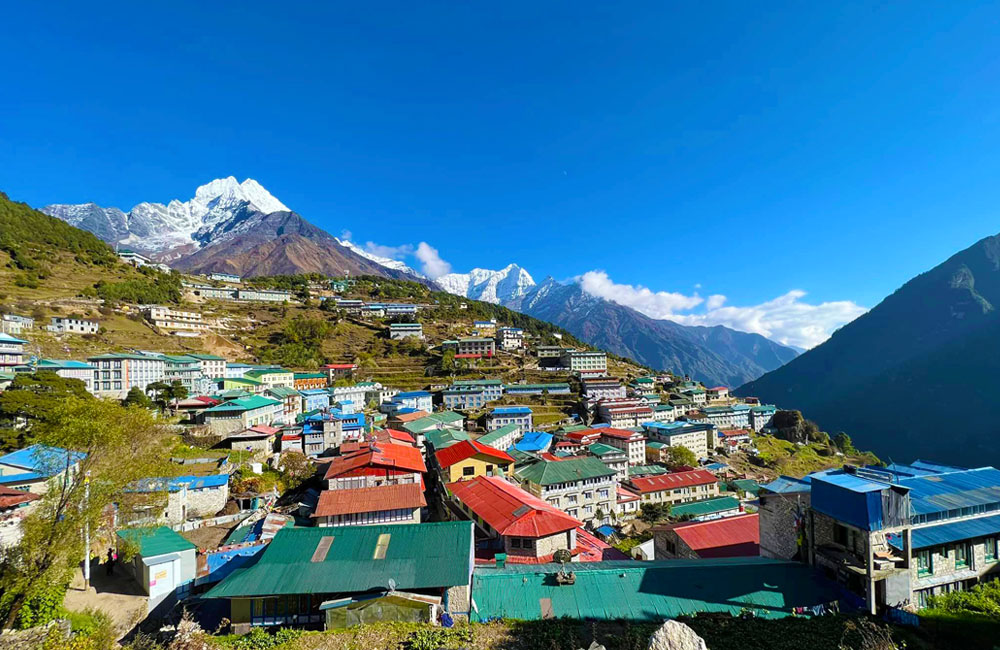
577, 271, 866, 350
339, 229, 353, 241
364, 241, 414, 260
415, 241, 452, 279
578, 271, 703, 318
706, 294, 726, 310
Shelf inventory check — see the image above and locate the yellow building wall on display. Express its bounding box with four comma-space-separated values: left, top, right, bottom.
444, 456, 513, 483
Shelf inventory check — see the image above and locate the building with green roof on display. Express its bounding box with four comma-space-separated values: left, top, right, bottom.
423, 428, 472, 451
206, 522, 475, 630
587, 442, 628, 481
628, 464, 670, 478
470, 558, 840, 622
116, 527, 197, 606
515, 457, 616, 526
668, 496, 743, 521
475, 424, 521, 451
204, 396, 282, 434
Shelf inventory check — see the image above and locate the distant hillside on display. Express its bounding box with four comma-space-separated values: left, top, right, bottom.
171, 206, 428, 283
43, 177, 432, 284
739, 231, 1000, 466
512, 279, 797, 387
0, 192, 118, 281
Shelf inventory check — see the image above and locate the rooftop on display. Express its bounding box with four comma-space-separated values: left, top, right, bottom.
435, 439, 515, 468
515, 456, 615, 486
664, 513, 760, 558
117, 526, 196, 557
628, 469, 718, 494
312, 483, 426, 518
448, 475, 579, 538
206, 521, 474, 598
470, 557, 839, 622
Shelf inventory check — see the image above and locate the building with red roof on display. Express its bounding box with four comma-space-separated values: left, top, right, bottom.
435, 440, 514, 483
375, 428, 416, 446
312, 483, 426, 527
616, 485, 641, 518
447, 475, 604, 564
595, 398, 654, 429
322, 363, 357, 382
652, 512, 759, 559
626, 469, 720, 506
324, 441, 426, 490
593, 427, 647, 466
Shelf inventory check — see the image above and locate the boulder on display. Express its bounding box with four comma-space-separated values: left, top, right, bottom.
647, 620, 708, 650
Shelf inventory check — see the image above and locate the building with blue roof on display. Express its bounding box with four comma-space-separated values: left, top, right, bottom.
0, 332, 28, 368
486, 406, 533, 436
510, 431, 553, 454
767, 462, 1000, 614
299, 388, 331, 413
0, 444, 86, 493
129, 474, 230, 526
385, 391, 432, 414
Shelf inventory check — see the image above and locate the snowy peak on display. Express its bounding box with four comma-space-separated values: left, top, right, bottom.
334, 239, 426, 279
437, 264, 537, 304
42, 177, 291, 255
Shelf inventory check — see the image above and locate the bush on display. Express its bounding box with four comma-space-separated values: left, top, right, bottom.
223, 627, 304, 650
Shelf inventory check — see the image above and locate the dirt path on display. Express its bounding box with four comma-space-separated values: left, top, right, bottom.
63, 561, 148, 639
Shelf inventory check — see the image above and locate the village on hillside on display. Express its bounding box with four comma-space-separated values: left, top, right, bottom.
0, 259, 995, 649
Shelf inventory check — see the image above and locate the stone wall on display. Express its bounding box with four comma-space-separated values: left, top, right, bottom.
758, 491, 809, 560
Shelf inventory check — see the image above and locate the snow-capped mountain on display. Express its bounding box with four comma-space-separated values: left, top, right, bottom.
43, 177, 290, 256
41, 177, 432, 284
437, 264, 536, 304
335, 238, 426, 279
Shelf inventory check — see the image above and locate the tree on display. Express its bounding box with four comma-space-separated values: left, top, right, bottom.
145, 380, 187, 411
280, 451, 314, 489
0, 398, 171, 627
638, 502, 671, 524
663, 445, 698, 471
0, 372, 93, 447
122, 387, 152, 409
833, 432, 856, 455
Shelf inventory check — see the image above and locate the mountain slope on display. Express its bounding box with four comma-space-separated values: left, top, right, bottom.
171, 207, 430, 281
739, 232, 1000, 466
515, 279, 797, 386
42, 177, 430, 283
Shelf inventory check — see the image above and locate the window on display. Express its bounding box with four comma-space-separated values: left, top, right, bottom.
511, 538, 521, 548
955, 543, 970, 569
916, 549, 933, 576
462, 466, 475, 477
522, 538, 534, 549
987, 538, 998, 563
833, 523, 850, 547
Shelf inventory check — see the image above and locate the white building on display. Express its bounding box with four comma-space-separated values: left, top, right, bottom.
144, 306, 207, 335
48, 317, 99, 335
0, 333, 27, 368
486, 407, 533, 435
560, 350, 607, 375
34, 359, 96, 392
0, 314, 33, 336
496, 327, 524, 350
389, 323, 424, 340
87, 353, 166, 399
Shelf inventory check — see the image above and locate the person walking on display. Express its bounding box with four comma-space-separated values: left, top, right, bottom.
106, 548, 115, 576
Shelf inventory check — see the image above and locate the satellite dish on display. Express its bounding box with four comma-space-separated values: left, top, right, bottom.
387, 578, 397, 592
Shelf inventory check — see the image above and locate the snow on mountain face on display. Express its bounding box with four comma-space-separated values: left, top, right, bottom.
334, 239, 426, 279
437, 264, 536, 304
42, 176, 290, 254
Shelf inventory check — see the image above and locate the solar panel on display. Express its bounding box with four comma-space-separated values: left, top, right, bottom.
311, 536, 334, 563
512, 505, 531, 518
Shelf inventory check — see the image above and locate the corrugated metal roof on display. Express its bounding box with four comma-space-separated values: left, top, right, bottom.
117, 526, 196, 557
206, 521, 473, 598
900, 468, 1000, 516
912, 514, 1000, 549
313, 484, 426, 517
668, 513, 759, 558
470, 558, 839, 622
448, 476, 579, 538
0, 445, 86, 473
669, 496, 741, 518
516, 456, 615, 486
435, 440, 514, 468
628, 470, 717, 494
761, 475, 812, 494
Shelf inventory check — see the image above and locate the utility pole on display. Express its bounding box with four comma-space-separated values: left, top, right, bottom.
83, 470, 91, 590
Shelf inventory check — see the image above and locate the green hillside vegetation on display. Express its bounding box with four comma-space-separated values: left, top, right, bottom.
0, 192, 117, 280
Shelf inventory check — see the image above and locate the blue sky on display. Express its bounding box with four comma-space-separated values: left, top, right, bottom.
4, 2, 1000, 347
